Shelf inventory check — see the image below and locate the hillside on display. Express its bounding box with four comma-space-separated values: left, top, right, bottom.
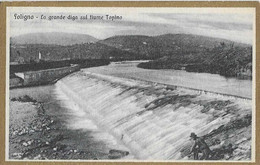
11, 32, 98, 46
137, 43, 252, 78
10, 43, 140, 63
100, 34, 252, 78
10, 33, 252, 78
99, 34, 249, 59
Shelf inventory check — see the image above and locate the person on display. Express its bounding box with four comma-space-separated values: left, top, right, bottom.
190, 132, 211, 160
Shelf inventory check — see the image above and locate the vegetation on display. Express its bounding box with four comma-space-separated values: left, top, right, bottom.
100, 34, 248, 59
138, 43, 252, 78
10, 33, 252, 78
10, 42, 140, 63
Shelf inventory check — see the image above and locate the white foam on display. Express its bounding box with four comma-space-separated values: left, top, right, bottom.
55, 72, 252, 160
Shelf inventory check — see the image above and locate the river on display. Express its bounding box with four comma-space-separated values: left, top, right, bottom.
54, 61, 252, 160
9, 61, 252, 160
84, 61, 252, 99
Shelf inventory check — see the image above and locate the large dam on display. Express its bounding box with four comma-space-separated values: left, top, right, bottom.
53, 61, 252, 160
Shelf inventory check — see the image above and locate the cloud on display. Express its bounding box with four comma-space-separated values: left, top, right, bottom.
9, 9, 254, 44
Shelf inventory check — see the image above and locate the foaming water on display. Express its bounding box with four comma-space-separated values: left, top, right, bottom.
55, 71, 252, 160
53, 83, 134, 158
54, 85, 97, 130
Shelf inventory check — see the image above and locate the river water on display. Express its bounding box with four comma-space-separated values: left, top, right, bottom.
9, 61, 252, 160
53, 61, 252, 160
84, 61, 252, 99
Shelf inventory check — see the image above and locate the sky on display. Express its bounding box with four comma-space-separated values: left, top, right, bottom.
9, 7, 254, 44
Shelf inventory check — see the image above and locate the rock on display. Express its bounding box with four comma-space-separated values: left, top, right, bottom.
18, 131, 26, 136
34, 154, 41, 160
228, 134, 235, 138
22, 142, 28, 147
27, 140, 33, 145
108, 149, 129, 159
235, 138, 247, 145
12, 153, 22, 159
12, 130, 19, 135
46, 142, 49, 145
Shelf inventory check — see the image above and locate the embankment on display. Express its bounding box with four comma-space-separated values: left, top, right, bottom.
10, 65, 80, 88
10, 59, 110, 88
56, 71, 252, 160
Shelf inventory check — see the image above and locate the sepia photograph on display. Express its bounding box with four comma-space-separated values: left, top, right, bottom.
6, 7, 255, 162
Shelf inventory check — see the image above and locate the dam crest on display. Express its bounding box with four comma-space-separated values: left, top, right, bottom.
55, 71, 252, 160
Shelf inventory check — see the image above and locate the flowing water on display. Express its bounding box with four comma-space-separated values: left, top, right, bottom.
53, 83, 135, 159
54, 62, 252, 160
85, 61, 252, 99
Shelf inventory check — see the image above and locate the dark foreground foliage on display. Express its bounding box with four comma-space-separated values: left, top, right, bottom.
138, 43, 252, 78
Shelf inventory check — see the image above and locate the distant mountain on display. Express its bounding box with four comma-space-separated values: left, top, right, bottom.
154, 33, 248, 47
98, 33, 252, 78
128, 34, 252, 78
11, 32, 98, 46
99, 33, 249, 59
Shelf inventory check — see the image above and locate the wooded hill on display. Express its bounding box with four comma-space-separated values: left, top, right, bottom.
10, 33, 252, 78
137, 43, 252, 78
100, 34, 249, 59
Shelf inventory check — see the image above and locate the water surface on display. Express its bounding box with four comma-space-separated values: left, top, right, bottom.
84, 61, 252, 99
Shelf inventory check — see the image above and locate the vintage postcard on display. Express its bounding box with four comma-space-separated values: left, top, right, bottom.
3, 5, 256, 163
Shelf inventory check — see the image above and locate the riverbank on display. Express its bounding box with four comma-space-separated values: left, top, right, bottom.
10, 59, 110, 88
9, 85, 130, 160
136, 44, 252, 79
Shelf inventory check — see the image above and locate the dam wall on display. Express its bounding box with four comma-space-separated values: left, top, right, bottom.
23, 64, 80, 85
56, 71, 252, 160
11, 65, 80, 88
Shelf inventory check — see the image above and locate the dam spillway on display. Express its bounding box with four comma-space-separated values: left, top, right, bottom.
55, 70, 252, 160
